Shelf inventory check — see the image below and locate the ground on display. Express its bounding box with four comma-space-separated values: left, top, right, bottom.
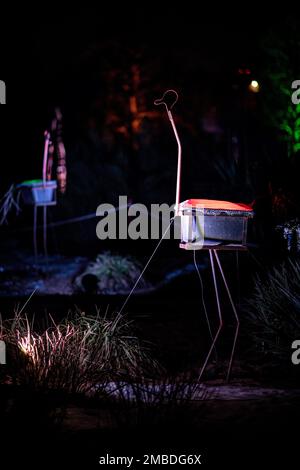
0, 247, 299, 467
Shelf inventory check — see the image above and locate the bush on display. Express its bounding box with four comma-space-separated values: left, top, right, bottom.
245, 259, 300, 367
0, 309, 159, 395
100, 373, 208, 430
74, 252, 151, 294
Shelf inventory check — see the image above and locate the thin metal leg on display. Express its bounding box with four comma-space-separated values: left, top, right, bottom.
33, 205, 38, 259
236, 251, 241, 308
43, 205, 48, 259
213, 250, 240, 383
193, 250, 217, 360
198, 250, 223, 381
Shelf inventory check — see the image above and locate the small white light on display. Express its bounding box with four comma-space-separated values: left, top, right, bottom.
249, 80, 260, 93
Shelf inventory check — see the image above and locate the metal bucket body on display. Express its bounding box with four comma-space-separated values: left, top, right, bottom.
179, 199, 253, 245
19, 180, 57, 206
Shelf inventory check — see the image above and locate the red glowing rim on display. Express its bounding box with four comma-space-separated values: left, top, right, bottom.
180, 199, 253, 212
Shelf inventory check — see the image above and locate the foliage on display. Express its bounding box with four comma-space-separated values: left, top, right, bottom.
261, 19, 300, 157
0, 309, 159, 394
245, 259, 300, 365
74, 252, 151, 294
102, 373, 208, 430
0, 185, 21, 225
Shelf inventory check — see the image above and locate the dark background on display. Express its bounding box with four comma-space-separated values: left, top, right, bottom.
0, 7, 288, 186
1, 6, 300, 468
2, 5, 299, 254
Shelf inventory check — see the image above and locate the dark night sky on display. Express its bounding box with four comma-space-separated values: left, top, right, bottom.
0, 3, 299, 254
0, 4, 297, 183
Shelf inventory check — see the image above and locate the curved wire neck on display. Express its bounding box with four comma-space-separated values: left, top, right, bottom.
154, 90, 182, 215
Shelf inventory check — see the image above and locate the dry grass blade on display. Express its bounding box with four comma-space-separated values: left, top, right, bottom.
0, 309, 161, 395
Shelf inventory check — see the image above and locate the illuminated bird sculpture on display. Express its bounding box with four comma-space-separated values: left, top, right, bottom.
0, 108, 66, 258
118, 90, 253, 382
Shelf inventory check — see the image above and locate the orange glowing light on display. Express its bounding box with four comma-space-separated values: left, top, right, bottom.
249, 80, 260, 93
181, 199, 253, 212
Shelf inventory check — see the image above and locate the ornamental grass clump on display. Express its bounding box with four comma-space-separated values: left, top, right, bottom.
245, 259, 300, 366
0, 309, 159, 395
